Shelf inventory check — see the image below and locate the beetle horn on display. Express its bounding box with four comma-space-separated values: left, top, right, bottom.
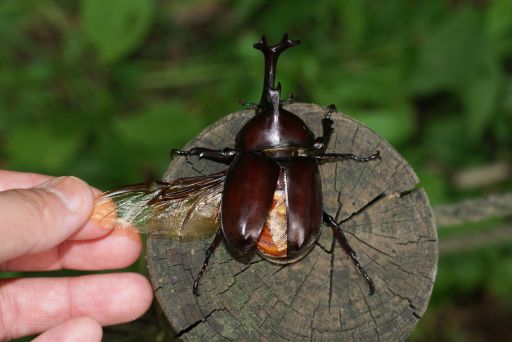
254, 33, 300, 107
269, 82, 282, 114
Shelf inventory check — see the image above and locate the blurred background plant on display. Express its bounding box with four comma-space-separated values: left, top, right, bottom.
1, 0, 511, 341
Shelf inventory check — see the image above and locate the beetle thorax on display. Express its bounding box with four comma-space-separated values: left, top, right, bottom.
235, 90, 315, 151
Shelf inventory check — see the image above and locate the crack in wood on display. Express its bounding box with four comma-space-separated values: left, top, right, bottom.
340, 192, 387, 224
272, 264, 288, 276
387, 259, 435, 283
328, 237, 336, 310
372, 233, 398, 240
358, 284, 382, 342
176, 307, 227, 338
350, 125, 360, 150
281, 254, 321, 314
379, 277, 421, 319
396, 235, 437, 246
315, 240, 333, 254
349, 217, 430, 230
384, 160, 407, 189
341, 230, 394, 259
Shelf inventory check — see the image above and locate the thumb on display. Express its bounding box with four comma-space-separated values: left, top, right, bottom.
0, 176, 95, 263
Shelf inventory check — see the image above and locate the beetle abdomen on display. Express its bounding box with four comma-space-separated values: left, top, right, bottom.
255, 157, 322, 264
256, 190, 288, 257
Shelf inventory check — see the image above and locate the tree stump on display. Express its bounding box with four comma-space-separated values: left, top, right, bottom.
147, 103, 438, 341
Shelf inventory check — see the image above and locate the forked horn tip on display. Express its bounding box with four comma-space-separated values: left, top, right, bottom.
253, 35, 268, 49
281, 33, 300, 47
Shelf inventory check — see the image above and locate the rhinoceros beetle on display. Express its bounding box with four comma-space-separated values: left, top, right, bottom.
93, 34, 380, 297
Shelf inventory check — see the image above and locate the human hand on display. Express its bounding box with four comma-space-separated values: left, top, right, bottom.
0, 170, 153, 341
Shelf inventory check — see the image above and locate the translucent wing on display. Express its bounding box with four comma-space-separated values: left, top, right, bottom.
91, 172, 226, 240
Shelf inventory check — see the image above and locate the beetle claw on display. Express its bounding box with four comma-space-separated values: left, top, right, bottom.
327, 104, 337, 114
323, 104, 336, 121
171, 149, 186, 158
193, 282, 200, 296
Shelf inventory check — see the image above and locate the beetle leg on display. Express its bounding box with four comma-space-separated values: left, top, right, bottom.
314, 151, 381, 163
193, 229, 224, 296
171, 147, 238, 165
313, 104, 336, 151
323, 212, 375, 295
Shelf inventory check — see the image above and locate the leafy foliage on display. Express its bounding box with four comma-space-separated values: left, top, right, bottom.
82, 0, 154, 63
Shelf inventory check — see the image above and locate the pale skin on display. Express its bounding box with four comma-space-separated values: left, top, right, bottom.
0, 170, 153, 341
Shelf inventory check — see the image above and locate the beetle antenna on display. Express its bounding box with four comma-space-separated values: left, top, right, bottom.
238, 98, 259, 109
254, 33, 300, 107
280, 93, 295, 105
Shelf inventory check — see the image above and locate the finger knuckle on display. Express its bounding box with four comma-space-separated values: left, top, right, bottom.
6, 189, 52, 252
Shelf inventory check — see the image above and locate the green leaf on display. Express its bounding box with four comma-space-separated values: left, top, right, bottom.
140, 62, 224, 89
312, 62, 406, 110
414, 169, 449, 205
422, 115, 475, 167
337, 0, 367, 51
488, 255, 512, 306
5, 126, 82, 173
461, 69, 499, 140
81, 0, 154, 63
411, 8, 485, 93
115, 102, 204, 152
351, 106, 415, 146
486, 0, 512, 42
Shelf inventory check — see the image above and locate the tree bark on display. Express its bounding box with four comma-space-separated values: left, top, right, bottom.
147, 103, 438, 341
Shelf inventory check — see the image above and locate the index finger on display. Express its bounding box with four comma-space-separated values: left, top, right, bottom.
0, 170, 103, 196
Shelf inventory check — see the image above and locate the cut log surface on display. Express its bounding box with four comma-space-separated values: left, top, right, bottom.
146, 103, 438, 341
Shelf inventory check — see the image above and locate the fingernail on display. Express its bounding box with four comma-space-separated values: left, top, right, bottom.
39, 176, 88, 213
